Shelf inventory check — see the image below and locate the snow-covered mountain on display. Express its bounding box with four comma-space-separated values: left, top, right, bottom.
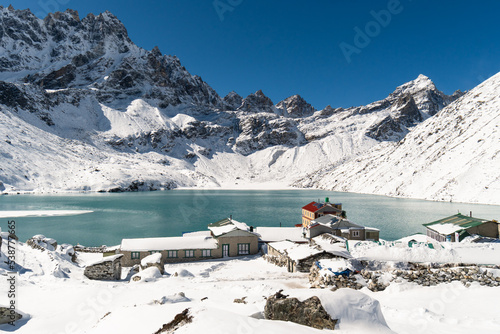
296, 72, 500, 205
2, 6, 485, 204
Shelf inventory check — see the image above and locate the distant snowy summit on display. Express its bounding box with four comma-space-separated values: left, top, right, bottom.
1, 6, 498, 206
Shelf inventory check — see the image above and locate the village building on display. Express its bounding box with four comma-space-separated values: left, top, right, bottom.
266, 233, 351, 273
423, 213, 500, 242
307, 214, 380, 241
120, 218, 259, 266
302, 198, 343, 227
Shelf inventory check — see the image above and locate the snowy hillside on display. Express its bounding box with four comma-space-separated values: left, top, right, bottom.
3, 231, 500, 333
0, 5, 477, 202
296, 72, 500, 205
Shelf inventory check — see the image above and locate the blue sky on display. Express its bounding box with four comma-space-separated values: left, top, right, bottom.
8, 0, 500, 109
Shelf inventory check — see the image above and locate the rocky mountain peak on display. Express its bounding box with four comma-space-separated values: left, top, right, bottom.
222, 91, 243, 110
238, 90, 275, 113
389, 74, 463, 117
275, 94, 315, 118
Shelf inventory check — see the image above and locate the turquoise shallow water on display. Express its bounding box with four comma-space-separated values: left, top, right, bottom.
0, 189, 499, 246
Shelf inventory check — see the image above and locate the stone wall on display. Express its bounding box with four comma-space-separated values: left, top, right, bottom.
84, 255, 123, 280
309, 262, 500, 291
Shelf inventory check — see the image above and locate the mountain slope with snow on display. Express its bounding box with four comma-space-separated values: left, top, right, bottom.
2, 6, 491, 205
296, 73, 500, 204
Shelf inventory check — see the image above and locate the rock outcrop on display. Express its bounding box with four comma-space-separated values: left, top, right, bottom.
0, 307, 22, 325
275, 94, 315, 118
238, 90, 275, 113
264, 290, 337, 330
84, 254, 123, 280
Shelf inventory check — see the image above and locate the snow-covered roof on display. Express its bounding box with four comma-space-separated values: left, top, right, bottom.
141, 253, 162, 266
311, 214, 341, 226
268, 238, 351, 261
312, 235, 351, 258
121, 236, 218, 251
208, 218, 250, 237
427, 223, 464, 235
268, 240, 297, 252
254, 227, 308, 243
395, 233, 428, 243
183, 231, 212, 238
88, 254, 123, 266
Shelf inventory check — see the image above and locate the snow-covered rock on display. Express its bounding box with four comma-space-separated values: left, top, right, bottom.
131, 266, 162, 282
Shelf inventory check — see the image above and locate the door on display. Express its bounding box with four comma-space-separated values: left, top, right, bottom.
222, 244, 229, 258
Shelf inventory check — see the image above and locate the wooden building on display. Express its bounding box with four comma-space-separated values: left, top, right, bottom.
307, 214, 379, 241
266, 234, 351, 273
424, 213, 499, 242
302, 198, 343, 227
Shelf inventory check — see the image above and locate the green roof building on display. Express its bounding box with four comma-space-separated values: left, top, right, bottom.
423, 213, 499, 242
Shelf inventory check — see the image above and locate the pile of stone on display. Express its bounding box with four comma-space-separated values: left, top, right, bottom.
84, 254, 123, 280
381, 264, 500, 288
26, 235, 57, 251
264, 254, 288, 268
140, 253, 165, 274
264, 290, 337, 330
310, 262, 500, 292
309, 265, 364, 291
74, 245, 108, 253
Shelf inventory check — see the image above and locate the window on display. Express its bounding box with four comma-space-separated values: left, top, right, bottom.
149, 250, 161, 254
238, 243, 250, 255
202, 249, 211, 257
167, 250, 178, 258
131, 252, 140, 259
184, 250, 195, 258
352, 230, 360, 237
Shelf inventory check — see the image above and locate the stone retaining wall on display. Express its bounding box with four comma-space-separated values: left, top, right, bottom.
84, 255, 123, 280
310, 263, 500, 292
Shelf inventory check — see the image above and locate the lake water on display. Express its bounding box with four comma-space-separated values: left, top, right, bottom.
0, 189, 499, 246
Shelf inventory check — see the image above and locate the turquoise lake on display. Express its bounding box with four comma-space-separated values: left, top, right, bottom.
0, 189, 499, 246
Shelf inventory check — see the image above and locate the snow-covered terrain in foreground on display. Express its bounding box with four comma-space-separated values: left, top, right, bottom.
2, 234, 500, 333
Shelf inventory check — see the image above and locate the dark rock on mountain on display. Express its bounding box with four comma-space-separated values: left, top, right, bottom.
275, 94, 316, 118
234, 113, 306, 155
222, 91, 243, 110
316, 105, 343, 117
366, 95, 423, 141
387, 74, 463, 117
238, 90, 275, 113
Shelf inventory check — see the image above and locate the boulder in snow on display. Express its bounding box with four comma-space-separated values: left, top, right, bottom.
140, 253, 164, 274
264, 290, 338, 330
131, 266, 162, 282
84, 254, 123, 280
